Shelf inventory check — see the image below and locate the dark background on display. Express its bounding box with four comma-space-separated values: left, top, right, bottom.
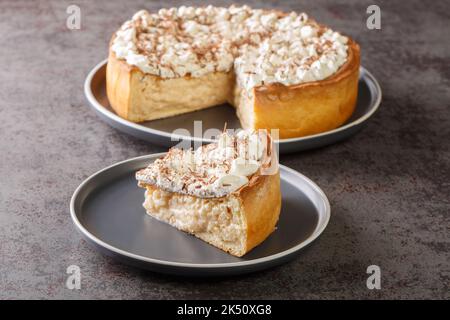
0, 0, 448, 299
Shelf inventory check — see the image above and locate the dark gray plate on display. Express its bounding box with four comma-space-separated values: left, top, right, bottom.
84, 60, 381, 153
85, 60, 381, 154
70, 154, 330, 276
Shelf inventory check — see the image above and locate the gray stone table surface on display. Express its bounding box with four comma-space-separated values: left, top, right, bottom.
0, 0, 448, 299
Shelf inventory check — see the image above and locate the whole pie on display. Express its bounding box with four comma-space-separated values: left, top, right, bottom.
107, 5, 360, 139
136, 130, 281, 257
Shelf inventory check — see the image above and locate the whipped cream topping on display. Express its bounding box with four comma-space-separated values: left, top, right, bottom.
136, 130, 270, 198
112, 5, 349, 91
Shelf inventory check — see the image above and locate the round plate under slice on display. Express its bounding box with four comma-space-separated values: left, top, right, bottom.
70, 154, 330, 276
85, 60, 381, 154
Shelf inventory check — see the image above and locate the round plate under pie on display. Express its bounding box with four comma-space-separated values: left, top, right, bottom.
84, 60, 381, 154
70, 154, 330, 276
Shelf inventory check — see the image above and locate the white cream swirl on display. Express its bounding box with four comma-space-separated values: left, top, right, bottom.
136, 130, 269, 198
112, 5, 349, 91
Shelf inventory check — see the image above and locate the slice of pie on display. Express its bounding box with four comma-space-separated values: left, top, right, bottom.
136, 130, 281, 257
107, 5, 360, 139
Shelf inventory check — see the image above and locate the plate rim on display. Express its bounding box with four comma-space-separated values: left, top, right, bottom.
84, 59, 382, 145
70, 153, 331, 269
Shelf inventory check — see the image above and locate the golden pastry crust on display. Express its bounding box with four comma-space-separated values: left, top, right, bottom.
247, 40, 360, 138
106, 42, 234, 122
238, 170, 281, 254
